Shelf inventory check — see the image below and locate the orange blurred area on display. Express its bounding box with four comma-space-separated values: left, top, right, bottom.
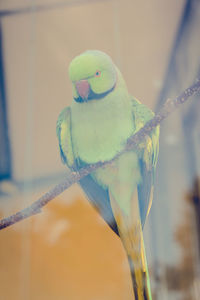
0, 192, 133, 300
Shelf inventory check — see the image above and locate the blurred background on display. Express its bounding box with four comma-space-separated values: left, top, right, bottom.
0, 0, 200, 299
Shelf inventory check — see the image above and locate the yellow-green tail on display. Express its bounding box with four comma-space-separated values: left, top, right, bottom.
127, 234, 152, 300
108, 193, 152, 299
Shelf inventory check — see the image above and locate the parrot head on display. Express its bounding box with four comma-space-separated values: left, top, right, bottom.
69, 50, 117, 102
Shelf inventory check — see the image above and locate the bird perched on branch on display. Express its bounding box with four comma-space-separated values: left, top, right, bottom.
57, 50, 159, 300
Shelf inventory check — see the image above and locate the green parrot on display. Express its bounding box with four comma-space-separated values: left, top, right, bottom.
56, 50, 159, 300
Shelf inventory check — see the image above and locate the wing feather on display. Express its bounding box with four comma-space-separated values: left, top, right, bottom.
131, 97, 159, 226
56, 107, 75, 168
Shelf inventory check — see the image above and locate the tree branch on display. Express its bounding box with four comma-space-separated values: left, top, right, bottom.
0, 79, 200, 231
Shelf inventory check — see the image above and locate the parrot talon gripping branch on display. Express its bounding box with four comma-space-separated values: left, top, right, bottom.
0, 51, 200, 300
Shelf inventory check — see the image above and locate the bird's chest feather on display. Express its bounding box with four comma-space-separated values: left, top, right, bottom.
71, 94, 134, 164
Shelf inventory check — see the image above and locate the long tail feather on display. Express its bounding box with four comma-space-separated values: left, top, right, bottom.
109, 192, 152, 300
128, 234, 152, 300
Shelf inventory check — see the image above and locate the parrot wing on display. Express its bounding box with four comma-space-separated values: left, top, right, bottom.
131, 97, 160, 227
78, 174, 119, 235
56, 107, 119, 235
56, 107, 75, 168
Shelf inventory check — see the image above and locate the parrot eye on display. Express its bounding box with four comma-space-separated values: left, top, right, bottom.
95, 70, 101, 77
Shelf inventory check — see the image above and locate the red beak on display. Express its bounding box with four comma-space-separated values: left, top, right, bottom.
75, 80, 90, 99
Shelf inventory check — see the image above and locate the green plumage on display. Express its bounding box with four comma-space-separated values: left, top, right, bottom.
56, 50, 159, 300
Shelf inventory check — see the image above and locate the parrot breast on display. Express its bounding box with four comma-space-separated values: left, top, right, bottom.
71, 87, 134, 164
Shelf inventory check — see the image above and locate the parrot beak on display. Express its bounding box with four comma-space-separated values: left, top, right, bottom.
75, 80, 90, 99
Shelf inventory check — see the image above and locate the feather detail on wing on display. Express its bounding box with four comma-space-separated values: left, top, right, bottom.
131, 97, 160, 226
79, 174, 119, 235
56, 107, 75, 168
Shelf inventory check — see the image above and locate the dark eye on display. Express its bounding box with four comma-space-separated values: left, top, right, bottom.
95, 70, 101, 77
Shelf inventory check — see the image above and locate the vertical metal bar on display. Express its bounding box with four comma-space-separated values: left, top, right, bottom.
0, 20, 12, 181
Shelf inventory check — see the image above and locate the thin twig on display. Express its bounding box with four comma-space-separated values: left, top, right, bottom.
0, 78, 200, 230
